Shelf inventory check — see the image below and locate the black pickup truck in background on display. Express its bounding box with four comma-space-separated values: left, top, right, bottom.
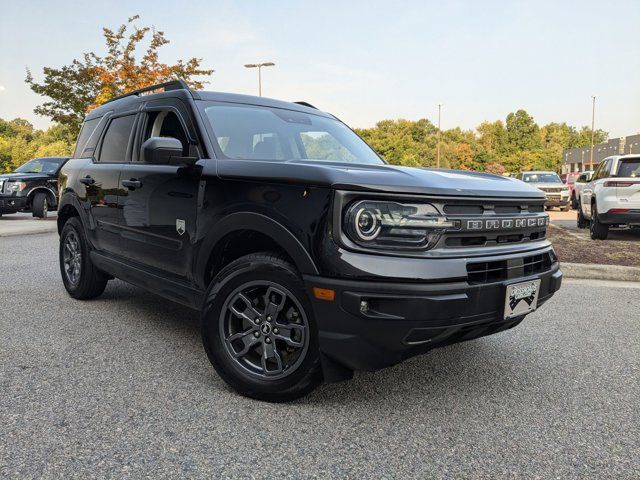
0, 157, 69, 218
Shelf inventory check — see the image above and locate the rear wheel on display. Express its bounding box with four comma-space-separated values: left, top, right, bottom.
589, 203, 609, 240
59, 217, 109, 299
32, 192, 48, 218
577, 205, 588, 229
202, 253, 322, 402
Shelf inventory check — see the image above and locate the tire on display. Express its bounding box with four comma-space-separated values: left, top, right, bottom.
571, 195, 578, 210
589, 203, 609, 240
59, 216, 109, 299
577, 205, 588, 229
32, 192, 48, 218
202, 252, 322, 402
561, 205, 570, 212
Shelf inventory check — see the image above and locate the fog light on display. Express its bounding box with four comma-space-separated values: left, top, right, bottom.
360, 300, 369, 313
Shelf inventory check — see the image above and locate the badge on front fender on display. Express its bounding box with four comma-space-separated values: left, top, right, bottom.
176, 219, 186, 236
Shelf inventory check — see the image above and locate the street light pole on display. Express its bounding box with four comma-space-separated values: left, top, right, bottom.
437, 103, 442, 169
244, 62, 275, 96
589, 95, 596, 170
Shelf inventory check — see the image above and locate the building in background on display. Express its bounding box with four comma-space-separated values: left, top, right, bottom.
562, 134, 640, 173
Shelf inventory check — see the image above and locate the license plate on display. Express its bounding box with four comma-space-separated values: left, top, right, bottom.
504, 279, 541, 319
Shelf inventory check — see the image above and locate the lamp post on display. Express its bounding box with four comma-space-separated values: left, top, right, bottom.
244, 62, 275, 96
437, 103, 442, 168
589, 95, 596, 169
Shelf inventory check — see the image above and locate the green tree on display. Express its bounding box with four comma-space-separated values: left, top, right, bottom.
26, 15, 213, 135
505, 109, 541, 151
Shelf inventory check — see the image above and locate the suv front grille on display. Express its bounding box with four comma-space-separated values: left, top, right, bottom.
466, 251, 555, 285
440, 199, 548, 249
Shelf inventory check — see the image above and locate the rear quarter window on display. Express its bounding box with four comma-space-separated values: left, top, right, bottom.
617, 160, 640, 178
73, 117, 102, 158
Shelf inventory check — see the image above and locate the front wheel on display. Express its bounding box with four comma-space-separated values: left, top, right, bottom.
59, 217, 109, 299
589, 204, 609, 240
202, 253, 322, 402
561, 205, 571, 212
32, 192, 48, 218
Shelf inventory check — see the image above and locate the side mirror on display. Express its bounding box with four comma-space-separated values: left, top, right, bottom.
142, 137, 194, 165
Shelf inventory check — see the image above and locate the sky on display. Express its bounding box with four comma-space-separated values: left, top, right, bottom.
0, 0, 638, 138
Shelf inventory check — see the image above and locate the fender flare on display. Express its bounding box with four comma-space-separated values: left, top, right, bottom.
57, 192, 91, 235
195, 212, 319, 288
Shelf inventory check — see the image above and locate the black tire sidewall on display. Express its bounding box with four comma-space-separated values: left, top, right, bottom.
33, 192, 47, 218
590, 204, 609, 240
202, 254, 321, 401
59, 216, 107, 298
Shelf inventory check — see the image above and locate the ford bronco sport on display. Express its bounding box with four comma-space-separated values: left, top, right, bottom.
58, 80, 562, 401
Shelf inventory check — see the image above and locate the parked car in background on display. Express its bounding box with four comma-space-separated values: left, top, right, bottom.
571, 170, 594, 209
519, 171, 570, 211
577, 155, 640, 239
0, 157, 69, 218
562, 172, 581, 208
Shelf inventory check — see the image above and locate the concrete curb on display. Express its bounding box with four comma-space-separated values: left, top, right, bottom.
561, 262, 640, 282
0, 224, 58, 237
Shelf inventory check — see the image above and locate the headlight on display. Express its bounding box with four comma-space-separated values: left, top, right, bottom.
8, 181, 26, 192
343, 200, 459, 250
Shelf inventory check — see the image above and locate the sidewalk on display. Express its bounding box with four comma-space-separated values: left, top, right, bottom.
0, 212, 58, 237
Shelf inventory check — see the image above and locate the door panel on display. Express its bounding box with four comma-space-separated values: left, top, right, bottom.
117, 163, 200, 278
115, 102, 202, 279
84, 114, 137, 253
81, 163, 122, 252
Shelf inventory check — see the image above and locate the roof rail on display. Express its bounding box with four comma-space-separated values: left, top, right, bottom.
294, 101, 318, 110
102, 79, 190, 105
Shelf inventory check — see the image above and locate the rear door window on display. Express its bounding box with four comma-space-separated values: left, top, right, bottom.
98, 115, 136, 163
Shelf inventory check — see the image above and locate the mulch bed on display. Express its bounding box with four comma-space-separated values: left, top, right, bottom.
547, 224, 640, 267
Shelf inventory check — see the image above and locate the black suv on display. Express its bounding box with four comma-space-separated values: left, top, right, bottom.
0, 157, 69, 218
58, 80, 562, 401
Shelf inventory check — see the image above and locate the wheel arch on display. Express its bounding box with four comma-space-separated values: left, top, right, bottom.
57, 193, 88, 235
27, 186, 57, 208
196, 212, 319, 289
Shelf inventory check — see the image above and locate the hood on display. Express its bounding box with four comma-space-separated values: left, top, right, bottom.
217, 159, 545, 199
0, 172, 54, 181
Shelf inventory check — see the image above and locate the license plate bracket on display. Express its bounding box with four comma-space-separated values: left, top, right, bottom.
504, 279, 541, 319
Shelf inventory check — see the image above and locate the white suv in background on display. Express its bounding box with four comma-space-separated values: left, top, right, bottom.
577, 155, 640, 239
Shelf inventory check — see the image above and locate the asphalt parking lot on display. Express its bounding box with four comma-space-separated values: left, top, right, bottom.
1, 232, 639, 478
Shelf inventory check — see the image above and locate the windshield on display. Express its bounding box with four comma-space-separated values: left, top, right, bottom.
616, 160, 640, 178
201, 103, 384, 165
14, 158, 65, 174
522, 173, 562, 184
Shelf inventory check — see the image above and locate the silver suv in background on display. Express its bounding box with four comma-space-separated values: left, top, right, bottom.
519, 171, 570, 211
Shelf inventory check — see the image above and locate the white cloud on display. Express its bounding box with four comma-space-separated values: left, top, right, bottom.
0, 85, 6, 92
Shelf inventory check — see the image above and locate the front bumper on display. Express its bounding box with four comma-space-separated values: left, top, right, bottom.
544, 196, 570, 207
0, 196, 28, 213
305, 263, 562, 378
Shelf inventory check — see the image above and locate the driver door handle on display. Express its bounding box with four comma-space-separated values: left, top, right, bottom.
79, 175, 95, 185
122, 178, 142, 190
